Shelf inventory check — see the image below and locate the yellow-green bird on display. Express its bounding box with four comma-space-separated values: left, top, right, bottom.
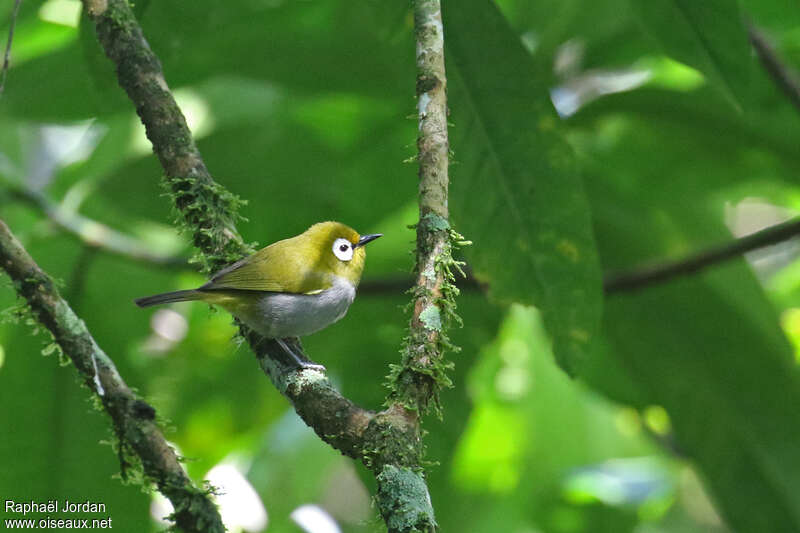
135, 221, 382, 367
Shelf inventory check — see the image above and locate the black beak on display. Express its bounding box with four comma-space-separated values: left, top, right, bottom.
355, 233, 382, 248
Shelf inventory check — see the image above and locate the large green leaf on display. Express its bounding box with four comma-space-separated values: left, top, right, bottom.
599, 271, 800, 531
628, 0, 753, 109
577, 144, 800, 530
444, 0, 603, 374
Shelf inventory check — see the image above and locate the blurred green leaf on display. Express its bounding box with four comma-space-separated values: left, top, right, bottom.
445, 0, 602, 374
628, 0, 753, 109
580, 150, 800, 531
600, 271, 800, 531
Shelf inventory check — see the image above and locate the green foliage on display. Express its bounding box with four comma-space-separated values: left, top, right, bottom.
445, 0, 603, 375
4, 0, 800, 531
628, 0, 753, 109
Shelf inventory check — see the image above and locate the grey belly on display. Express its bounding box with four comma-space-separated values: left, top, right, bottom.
245, 282, 355, 338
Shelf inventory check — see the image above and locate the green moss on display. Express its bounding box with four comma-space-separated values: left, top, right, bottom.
361, 409, 422, 470
162, 175, 254, 274
386, 226, 467, 417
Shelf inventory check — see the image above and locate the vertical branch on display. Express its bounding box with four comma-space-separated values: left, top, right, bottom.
389, 0, 457, 415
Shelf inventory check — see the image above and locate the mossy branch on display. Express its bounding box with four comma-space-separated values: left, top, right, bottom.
387, 0, 460, 422
0, 219, 224, 533
83, 0, 249, 274
81, 0, 438, 530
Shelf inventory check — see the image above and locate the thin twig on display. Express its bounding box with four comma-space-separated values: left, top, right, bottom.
0, 0, 22, 96
362, 217, 800, 296
0, 218, 224, 533
6, 183, 188, 268
604, 217, 800, 293
749, 24, 800, 113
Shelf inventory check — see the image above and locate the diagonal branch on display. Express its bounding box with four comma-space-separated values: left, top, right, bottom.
363, 215, 800, 296
81, 1, 438, 531
0, 219, 224, 533
4, 181, 188, 268
749, 24, 800, 113
604, 217, 800, 293
0, 0, 21, 96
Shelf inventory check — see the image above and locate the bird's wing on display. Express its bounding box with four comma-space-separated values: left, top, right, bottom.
201, 236, 332, 294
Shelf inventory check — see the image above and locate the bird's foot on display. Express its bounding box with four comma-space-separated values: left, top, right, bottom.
275, 337, 325, 372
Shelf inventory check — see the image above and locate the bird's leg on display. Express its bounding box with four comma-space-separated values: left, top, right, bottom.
275, 337, 325, 371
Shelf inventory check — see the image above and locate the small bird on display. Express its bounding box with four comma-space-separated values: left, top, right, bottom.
135, 221, 382, 368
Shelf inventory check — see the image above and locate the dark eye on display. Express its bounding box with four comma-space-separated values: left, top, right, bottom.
339, 244, 349, 252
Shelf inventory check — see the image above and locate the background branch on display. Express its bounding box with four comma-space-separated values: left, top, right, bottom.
749, 24, 800, 113
4, 181, 188, 268
604, 217, 800, 293
364, 216, 800, 296
0, 0, 21, 96
81, 0, 438, 530
0, 219, 224, 533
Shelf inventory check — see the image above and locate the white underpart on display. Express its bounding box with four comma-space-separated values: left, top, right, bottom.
243, 276, 356, 338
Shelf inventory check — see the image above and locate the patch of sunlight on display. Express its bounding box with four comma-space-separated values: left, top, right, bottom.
10, 19, 75, 64
643, 405, 671, 436
551, 68, 651, 117
40, 122, 104, 168
0, 343, 5, 370
781, 308, 800, 363
562, 457, 673, 513
679, 467, 724, 527
129, 89, 214, 155
451, 403, 527, 493
637, 56, 705, 91
291, 504, 341, 533
614, 407, 642, 437
38, 0, 81, 27
174, 88, 216, 139
494, 366, 530, 401
207, 459, 268, 532
151, 454, 268, 533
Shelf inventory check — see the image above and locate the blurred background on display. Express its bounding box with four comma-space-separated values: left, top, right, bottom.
2, 0, 800, 532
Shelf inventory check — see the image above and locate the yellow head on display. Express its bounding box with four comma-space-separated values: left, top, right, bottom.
301, 221, 382, 287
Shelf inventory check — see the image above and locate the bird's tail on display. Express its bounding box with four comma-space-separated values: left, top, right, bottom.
134, 289, 204, 308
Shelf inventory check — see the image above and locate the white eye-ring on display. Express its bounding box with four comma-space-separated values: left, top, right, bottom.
332, 238, 354, 262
